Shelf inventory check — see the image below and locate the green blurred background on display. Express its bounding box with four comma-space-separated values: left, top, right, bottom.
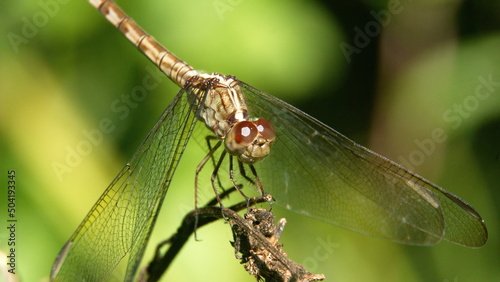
1, 0, 499, 281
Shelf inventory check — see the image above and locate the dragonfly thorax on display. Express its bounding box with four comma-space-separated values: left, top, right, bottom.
191, 73, 275, 164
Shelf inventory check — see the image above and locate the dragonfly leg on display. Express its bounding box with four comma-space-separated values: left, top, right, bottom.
204, 185, 242, 206
210, 149, 228, 208
205, 135, 225, 191
210, 149, 234, 222
195, 140, 223, 236
228, 155, 251, 208
238, 161, 272, 201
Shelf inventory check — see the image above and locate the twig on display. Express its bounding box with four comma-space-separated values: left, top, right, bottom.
230, 208, 325, 281
140, 195, 325, 281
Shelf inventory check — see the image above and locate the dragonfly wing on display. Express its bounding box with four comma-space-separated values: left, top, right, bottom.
240, 82, 487, 248
51, 87, 200, 281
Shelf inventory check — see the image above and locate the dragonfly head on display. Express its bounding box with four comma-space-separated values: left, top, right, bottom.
224, 118, 275, 164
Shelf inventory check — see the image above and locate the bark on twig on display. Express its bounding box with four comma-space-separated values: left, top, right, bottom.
140, 194, 325, 281
230, 207, 325, 281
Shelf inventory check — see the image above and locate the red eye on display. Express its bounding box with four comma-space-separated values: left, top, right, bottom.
255, 118, 275, 140
232, 121, 257, 144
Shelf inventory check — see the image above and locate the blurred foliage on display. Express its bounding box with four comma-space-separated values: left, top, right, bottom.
0, 0, 499, 281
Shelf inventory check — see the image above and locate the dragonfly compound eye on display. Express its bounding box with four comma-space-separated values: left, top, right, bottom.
225, 121, 258, 156
256, 118, 275, 141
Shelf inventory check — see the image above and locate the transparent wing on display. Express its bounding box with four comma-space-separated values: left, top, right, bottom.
51, 87, 200, 281
240, 82, 487, 248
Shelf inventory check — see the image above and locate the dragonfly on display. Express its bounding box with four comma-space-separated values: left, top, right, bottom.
51, 0, 488, 281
